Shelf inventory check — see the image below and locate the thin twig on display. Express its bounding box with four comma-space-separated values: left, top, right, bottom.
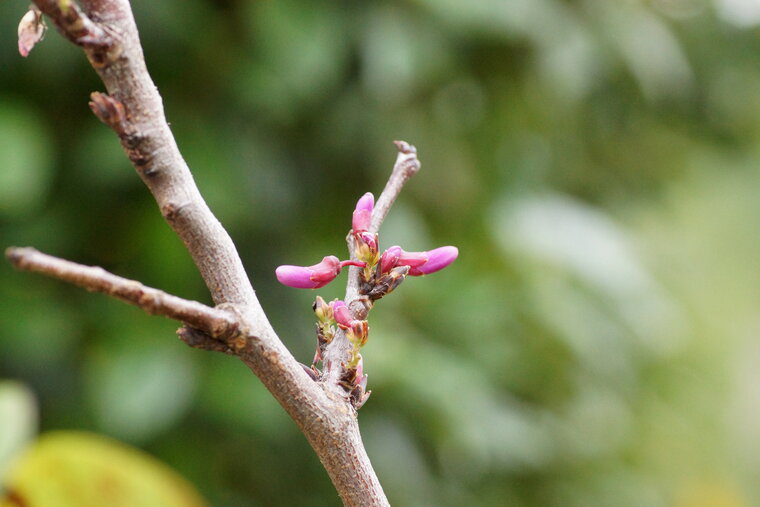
369, 140, 421, 234
5, 247, 239, 340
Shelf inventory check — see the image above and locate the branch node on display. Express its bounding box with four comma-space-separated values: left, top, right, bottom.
347, 298, 372, 320
5, 246, 30, 268
34, 0, 118, 67
393, 139, 416, 155
89, 91, 128, 134
177, 326, 235, 355
161, 201, 191, 223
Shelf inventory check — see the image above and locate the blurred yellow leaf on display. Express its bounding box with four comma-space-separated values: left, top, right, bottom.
675, 479, 747, 507
0, 381, 37, 478
0, 431, 206, 507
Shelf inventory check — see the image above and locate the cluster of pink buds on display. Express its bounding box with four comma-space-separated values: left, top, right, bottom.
308, 297, 371, 408
276, 192, 458, 294
276, 191, 458, 409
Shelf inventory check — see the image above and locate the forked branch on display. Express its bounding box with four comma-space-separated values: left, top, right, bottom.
7, 0, 431, 504
5, 247, 239, 340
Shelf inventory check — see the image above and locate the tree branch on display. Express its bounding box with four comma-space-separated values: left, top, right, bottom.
370, 140, 421, 235
5, 247, 238, 340
16, 1, 402, 504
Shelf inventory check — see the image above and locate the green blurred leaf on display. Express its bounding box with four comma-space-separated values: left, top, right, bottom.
236, 0, 351, 121
0, 99, 53, 217
72, 123, 134, 189
85, 342, 197, 444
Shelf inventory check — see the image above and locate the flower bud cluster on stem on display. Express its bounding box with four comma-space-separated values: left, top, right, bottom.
276, 191, 458, 409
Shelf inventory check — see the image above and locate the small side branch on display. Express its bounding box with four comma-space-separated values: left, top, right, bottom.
369, 140, 421, 234
33, 0, 115, 66
5, 247, 239, 341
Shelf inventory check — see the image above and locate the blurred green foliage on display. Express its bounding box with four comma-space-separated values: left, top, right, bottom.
1, 0, 759, 505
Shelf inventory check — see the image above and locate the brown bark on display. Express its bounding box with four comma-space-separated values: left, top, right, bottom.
11, 1, 412, 504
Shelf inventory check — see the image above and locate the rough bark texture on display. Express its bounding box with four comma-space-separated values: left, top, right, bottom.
17, 1, 396, 504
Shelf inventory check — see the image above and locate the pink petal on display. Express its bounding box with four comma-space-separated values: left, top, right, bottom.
396, 249, 429, 269
275, 265, 321, 289
308, 256, 342, 286
275, 256, 342, 289
352, 192, 374, 233
379, 246, 402, 273
409, 246, 458, 275
355, 192, 374, 213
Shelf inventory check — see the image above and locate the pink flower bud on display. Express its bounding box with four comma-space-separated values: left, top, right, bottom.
379, 245, 402, 274
398, 246, 458, 276
331, 300, 352, 329
276, 256, 342, 289
17, 7, 46, 58
352, 192, 374, 233
354, 232, 379, 265
359, 232, 378, 252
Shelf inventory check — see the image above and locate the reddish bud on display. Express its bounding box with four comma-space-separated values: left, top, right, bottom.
352, 192, 374, 233
276, 256, 342, 289
359, 232, 378, 252
354, 232, 379, 265
331, 300, 352, 329
379, 245, 402, 273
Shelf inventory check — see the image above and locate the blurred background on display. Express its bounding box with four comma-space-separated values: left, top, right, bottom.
1, 0, 760, 505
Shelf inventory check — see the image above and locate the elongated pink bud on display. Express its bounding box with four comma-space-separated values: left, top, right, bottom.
398, 246, 458, 276
352, 192, 374, 233
276, 256, 342, 289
